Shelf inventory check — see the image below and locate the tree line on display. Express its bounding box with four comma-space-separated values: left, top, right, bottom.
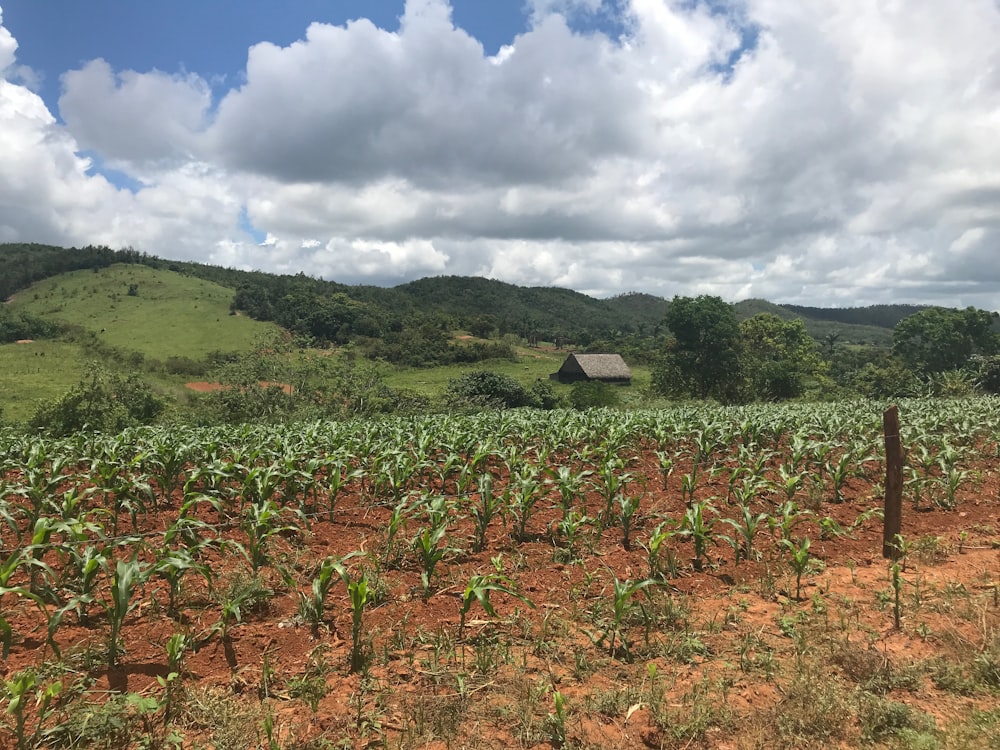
651, 296, 1000, 403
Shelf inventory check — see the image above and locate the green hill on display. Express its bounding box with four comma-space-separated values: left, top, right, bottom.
9, 264, 278, 360
393, 275, 661, 337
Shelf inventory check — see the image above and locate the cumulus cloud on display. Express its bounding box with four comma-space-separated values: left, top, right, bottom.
4, 0, 1000, 306
59, 59, 211, 166
0, 7, 15, 75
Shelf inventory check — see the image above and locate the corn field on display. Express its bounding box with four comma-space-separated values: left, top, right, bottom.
2, 398, 1000, 748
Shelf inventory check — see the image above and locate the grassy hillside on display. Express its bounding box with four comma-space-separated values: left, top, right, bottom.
384, 342, 652, 403
0, 341, 87, 422
9, 264, 279, 360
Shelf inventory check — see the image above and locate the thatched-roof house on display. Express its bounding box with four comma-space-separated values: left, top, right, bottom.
550, 353, 632, 385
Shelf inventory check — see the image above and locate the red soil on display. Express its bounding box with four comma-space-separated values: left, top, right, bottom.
2, 439, 1000, 747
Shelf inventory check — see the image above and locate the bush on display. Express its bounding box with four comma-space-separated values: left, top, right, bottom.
446, 370, 538, 409
569, 380, 621, 409
31, 368, 166, 436
529, 379, 562, 409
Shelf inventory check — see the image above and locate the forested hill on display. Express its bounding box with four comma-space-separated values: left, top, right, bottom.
394, 277, 668, 335
0, 243, 949, 351
781, 303, 930, 329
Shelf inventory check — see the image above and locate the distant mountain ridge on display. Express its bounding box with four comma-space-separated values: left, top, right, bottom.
0, 243, 947, 349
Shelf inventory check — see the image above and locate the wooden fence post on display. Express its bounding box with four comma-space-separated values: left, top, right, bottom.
883, 405, 903, 559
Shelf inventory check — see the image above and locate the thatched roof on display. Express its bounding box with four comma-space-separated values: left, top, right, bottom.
554, 353, 632, 381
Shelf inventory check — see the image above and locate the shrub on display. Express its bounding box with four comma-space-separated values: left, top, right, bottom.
31, 368, 166, 436
569, 380, 621, 409
528, 379, 562, 409
164, 356, 208, 377
446, 370, 538, 409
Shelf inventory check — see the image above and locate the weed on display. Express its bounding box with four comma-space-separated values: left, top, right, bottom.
859, 693, 936, 743
775, 672, 851, 746
651, 677, 733, 745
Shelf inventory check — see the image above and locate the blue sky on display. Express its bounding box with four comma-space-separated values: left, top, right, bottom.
1, 0, 999, 307
3, 1, 535, 116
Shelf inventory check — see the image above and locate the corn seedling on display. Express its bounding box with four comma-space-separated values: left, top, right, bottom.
413, 523, 450, 599
781, 537, 812, 601
1, 669, 62, 750
458, 573, 535, 639
240, 498, 301, 573
617, 493, 642, 550
470, 473, 502, 553
678, 500, 717, 572
332, 559, 374, 673
720, 504, 768, 564
152, 548, 212, 618
107, 556, 149, 668
546, 690, 568, 747
297, 554, 348, 636
510, 466, 545, 542
595, 574, 658, 659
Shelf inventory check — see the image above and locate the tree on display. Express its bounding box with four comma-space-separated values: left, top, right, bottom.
740, 314, 824, 401
851, 358, 920, 399
893, 307, 999, 377
654, 296, 742, 401
822, 331, 841, 359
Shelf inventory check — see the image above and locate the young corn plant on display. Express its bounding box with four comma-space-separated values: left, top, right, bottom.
677, 500, 717, 572
720, 504, 769, 564
824, 453, 858, 503
470, 473, 502, 554
935, 464, 970, 509
413, 524, 450, 599
551, 509, 592, 562
776, 464, 806, 504
142, 435, 195, 507
107, 556, 149, 669
152, 548, 212, 619
47, 541, 114, 651
643, 519, 679, 580
617, 493, 642, 551
655, 450, 674, 491
161, 632, 190, 725
547, 465, 592, 517
781, 537, 812, 601
325, 457, 363, 523
240, 499, 301, 573
332, 559, 374, 673
380, 497, 412, 569
595, 574, 658, 659
458, 573, 535, 639
0, 552, 49, 658
596, 458, 633, 529
297, 555, 346, 636
510, 466, 546, 542
1, 669, 62, 750
546, 690, 568, 747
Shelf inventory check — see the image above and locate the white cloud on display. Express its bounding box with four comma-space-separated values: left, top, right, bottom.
0, 7, 15, 75
2, 0, 1000, 307
58, 59, 211, 166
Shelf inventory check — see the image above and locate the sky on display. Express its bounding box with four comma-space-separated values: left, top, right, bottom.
1, 0, 999, 308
